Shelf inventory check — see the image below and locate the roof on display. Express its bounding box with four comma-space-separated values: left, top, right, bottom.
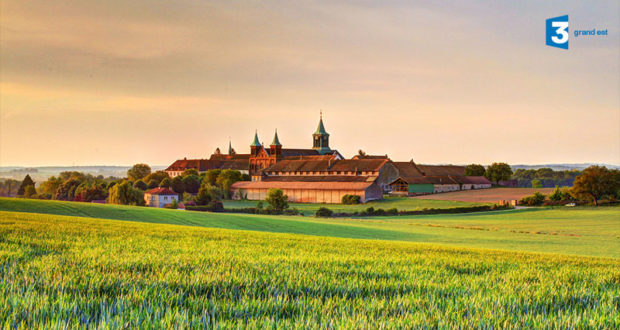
232, 180, 374, 191
390, 175, 459, 185
166, 158, 249, 171
262, 159, 390, 173
452, 176, 492, 185
145, 187, 177, 195
209, 154, 251, 161
352, 155, 390, 160
393, 161, 425, 178
270, 130, 282, 146
280, 149, 320, 157
416, 165, 465, 176
314, 116, 329, 136
262, 175, 376, 183
250, 131, 261, 147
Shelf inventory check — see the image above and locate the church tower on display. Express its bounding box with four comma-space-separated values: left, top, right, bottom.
250, 131, 261, 156
312, 112, 331, 154
270, 129, 282, 157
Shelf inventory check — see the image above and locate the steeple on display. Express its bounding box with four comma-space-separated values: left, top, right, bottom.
270, 129, 282, 157
270, 129, 282, 146
312, 111, 331, 154
250, 130, 261, 147
228, 138, 233, 155
314, 110, 328, 135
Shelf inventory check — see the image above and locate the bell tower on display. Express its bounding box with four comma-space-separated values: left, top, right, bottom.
312, 111, 331, 154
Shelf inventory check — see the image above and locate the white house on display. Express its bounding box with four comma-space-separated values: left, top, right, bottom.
144, 187, 178, 208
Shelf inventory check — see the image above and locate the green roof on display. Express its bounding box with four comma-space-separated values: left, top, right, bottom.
250, 131, 261, 147
314, 117, 329, 136
270, 130, 282, 146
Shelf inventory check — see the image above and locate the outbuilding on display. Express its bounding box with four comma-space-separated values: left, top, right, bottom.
144, 187, 178, 208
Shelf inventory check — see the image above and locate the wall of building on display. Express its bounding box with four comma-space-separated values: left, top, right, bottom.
145, 194, 178, 208
234, 187, 378, 203
408, 184, 434, 194
376, 163, 399, 192
433, 184, 460, 193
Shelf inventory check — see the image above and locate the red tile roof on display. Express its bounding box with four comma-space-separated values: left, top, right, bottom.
145, 187, 177, 195
166, 158, 249, 172
262, 175, 376, 183
263, 159, 389, 173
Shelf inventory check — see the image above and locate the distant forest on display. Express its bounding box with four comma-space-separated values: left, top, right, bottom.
512, 168, 581, 188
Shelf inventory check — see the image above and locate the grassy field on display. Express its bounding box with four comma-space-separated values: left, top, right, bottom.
1, 211, 618, 328
1, 198, 618, 258
223, 196, 489, 214
412, 187, 556, 203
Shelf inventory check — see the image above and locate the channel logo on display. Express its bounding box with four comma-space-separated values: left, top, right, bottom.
546, 15, 569, 49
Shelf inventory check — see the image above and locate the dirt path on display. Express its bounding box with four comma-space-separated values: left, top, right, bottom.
411, 187, 555, 203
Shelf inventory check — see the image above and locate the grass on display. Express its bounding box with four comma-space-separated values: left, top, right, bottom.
1, 211, 618, 328
223, 196, 489, 214
1, 197, 619, 258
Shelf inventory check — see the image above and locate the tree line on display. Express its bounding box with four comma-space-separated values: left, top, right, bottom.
7, 164, 248, 207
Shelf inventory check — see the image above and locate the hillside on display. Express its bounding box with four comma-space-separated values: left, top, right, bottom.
1, 198, 618, 258
1, 212, 617, 328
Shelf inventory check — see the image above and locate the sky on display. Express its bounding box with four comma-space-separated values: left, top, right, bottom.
1, 0, 618, 166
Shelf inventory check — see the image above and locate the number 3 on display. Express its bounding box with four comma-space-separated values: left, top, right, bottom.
551, 22, 569, 44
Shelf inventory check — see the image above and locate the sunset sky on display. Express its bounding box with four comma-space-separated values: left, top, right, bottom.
1, 1, 618, 167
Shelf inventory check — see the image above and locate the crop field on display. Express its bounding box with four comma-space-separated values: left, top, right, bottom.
1, 198, 619, 258
412, 187, 556, 203
223, 196, 489, 214
1, 211, 618, 328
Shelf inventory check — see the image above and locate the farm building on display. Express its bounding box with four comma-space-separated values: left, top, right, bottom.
389, 161, 492, 195
144, 187, 178, 208
231, 158, 397, 203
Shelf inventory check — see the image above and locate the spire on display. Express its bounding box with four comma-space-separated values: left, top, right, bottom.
250, 130, 261, 147
314, 111, 328, 136
270, 129, 282, 146
228, 137, 233, 155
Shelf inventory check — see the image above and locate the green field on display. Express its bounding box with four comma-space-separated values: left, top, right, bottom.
223, 196, 489, 214
1, 211, 619, 328
1, 198, 618, 257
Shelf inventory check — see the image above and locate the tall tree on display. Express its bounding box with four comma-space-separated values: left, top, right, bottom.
570, 166, 619, 206
127, 164, 151, 181
108, 181, 145, 206
265, 188, 289, 213
17, 174, 35, 196
182, 175, 201, 194
485, 163, 513, 184
464, 164, 486, 176
171, 176, 185, 194
216, 170, 243, 198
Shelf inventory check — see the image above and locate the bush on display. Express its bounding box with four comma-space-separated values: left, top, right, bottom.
386, 208, 399, 215
341, 194, 361, 204
186, 200, 223, 212
165, 199, 178, 209
265, 189, 289, 213
520, 192, 546, 206
315, 207, 334, 217
283, 208, 300, 216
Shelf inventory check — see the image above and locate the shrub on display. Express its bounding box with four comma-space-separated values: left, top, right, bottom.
283, 208, 300, 216
186, 200, 223, 212
386, 208, 399, 215
315, 207, 333, 217
165, 199, 178, 209
266, 189, 289, 213
548, 186, 564, 201
520, 192, 546, 206
341, 194, 361, 204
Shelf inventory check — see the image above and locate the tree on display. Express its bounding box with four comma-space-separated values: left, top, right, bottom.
133, 180, 148, 191
182, 175, 201, 194
265, 188, 289, 213
23, 185, 37, 198
548, 186, 564, 201
485, 162, 513, 184
171, 176, 185, 194
182, 169, 199, 177
147, 179, 159, 189
18, 174, 35, 196
570, 166, 619, 206
54, 178, 82, 201
203, 169, 222, 186
159, 178, 171, 188
215, 170, 243, 198
143, 171, 169, 186
108, 181, 145, 206
531, 179, 543, 188
464, 164, 486, 176
127, 164, 151, 181
195, 183, 222, 206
